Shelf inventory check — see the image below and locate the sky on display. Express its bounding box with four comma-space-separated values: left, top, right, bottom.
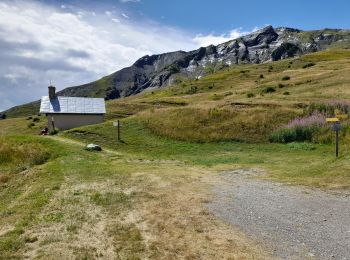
0, 0, 350, 111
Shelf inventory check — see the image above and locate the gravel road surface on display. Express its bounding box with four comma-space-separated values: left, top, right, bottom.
207, 169, 350, 260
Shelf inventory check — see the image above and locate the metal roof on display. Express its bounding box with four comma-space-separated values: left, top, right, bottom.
40, 96, 106, 114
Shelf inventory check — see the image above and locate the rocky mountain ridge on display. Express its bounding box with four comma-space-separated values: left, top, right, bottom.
58, 26, 350, 99
3, 26, 350, 117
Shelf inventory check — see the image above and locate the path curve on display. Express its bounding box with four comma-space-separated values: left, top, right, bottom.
207, 169, 350, 260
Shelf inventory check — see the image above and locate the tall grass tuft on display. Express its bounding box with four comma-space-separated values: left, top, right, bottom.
0, 138, 50, 174
307, 100, 350, 117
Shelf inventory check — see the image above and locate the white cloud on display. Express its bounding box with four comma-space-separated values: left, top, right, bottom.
193, 27, 259, 47
0, 0, 197, 111
121, 13, 129, 19
0, 0, 259, 111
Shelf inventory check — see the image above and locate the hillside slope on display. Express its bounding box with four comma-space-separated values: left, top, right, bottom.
3, 26, 350, 118
56, 26, 350, 99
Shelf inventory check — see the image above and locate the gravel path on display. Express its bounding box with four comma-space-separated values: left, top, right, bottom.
207, 169, 350, 260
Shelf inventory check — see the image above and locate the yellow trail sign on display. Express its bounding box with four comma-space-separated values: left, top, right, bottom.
326, 118, 339, 122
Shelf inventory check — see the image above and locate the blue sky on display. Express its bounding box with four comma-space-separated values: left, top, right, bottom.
118, 0, 350, 33
0, 0, 349, 111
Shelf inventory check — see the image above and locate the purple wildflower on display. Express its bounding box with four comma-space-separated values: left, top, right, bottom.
284, 113, 326, 129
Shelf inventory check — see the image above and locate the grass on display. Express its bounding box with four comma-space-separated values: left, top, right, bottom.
0, 136, 51, 177
64, 117, 350, 188
0, 116, 46, 136
0, 135, 268, 259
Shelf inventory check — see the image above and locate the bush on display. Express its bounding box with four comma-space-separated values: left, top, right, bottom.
33, 117, 40, 122
282, 76, 290, 81
283, 91, 290, 95
302, 62, 315, 68
269, 126, 317, 143
27, 122, 35, 128
26, 116, 33, 120
269, 113, 325, 143
247, 92, 255, 98
261, 86, 276, 94
186, 86, 198, 94
259, 74, 264, 79
49, 129, 59, 135
278, 83, 285, 88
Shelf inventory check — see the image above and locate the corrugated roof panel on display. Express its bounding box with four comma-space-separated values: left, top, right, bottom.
67, 97, 76, 113
59, 97, 68, 113
39, 96, 106, 114
75, 98, 85, 113
92, 99, 106, 114
84, 98, 93, 113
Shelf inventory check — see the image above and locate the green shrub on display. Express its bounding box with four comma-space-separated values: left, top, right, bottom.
269, 126, 318, 143
186, 86, 198, 94
261, 86, 276, 94
27, 122, 35, 128
283, 91, 290, 95
49, 129, 59, 135
259, 74, 264, 79
32, 117, 40, 122
278, 83, 285, 88
269, 113, 326, 143
282, 76, 290, 81
302, 62, 316, 68
246, 92, 255, 98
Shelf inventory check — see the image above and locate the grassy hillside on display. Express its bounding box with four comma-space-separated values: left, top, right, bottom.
101, 48, 350, 143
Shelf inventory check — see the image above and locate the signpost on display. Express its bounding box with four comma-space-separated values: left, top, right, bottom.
51, 116, 55, 130
326, 117, 342, 158
113, 120, 121, 141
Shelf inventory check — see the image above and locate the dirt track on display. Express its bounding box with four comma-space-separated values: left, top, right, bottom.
207, 169, 350, 260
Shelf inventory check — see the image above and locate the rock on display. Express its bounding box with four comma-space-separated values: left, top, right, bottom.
85, 144, 102, 151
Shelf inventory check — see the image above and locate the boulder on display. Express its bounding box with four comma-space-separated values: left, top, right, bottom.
85, 144, 102, 151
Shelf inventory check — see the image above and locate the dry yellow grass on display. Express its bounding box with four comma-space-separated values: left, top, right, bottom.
16, 139, 269, 259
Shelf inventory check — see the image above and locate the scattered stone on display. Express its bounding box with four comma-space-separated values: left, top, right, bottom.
85, 144, 102, 151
